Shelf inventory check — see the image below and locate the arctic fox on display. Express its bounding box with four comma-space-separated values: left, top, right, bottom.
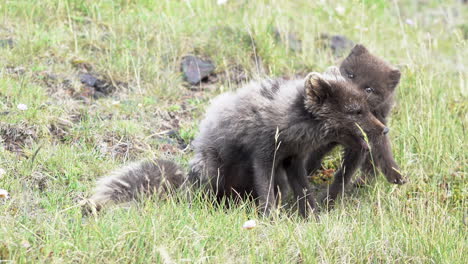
188, 72, 388, 216
305, 45, 405, 204
85, 71, 388, 217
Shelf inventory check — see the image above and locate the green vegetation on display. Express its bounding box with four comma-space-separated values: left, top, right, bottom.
0, 0, 466, 263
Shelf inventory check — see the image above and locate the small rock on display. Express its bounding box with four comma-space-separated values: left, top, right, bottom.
405, 19, 415, 26
0, 38, 14, 48
17, 104, 28, 111
320, 34, 354, 57
335, 6, 345, 15
181, 55, 216, 85
0, 168, 5, 178
242, 219, 257, 229
79, 73, 98, 87
77, 72, 117, 98
0, 189, 9, 199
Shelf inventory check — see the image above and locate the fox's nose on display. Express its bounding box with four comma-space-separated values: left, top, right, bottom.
383, 127, 390, 135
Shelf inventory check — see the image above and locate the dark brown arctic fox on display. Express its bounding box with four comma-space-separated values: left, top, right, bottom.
305, 44, 406, 204
189, 72, 388, 217
85, 159, 186, 213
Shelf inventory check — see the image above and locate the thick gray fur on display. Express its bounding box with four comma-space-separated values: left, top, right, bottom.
188, 72, 387, 217
86, 159, 186, 212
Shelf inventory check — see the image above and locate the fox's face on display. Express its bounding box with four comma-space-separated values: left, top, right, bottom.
339, 44, 401, 112
304, 72, 388, 150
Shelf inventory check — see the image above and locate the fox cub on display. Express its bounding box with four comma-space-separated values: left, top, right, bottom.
305, 45, 405, 204
189, 72, 388, 216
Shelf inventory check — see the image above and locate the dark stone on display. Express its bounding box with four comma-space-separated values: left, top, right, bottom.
320, 34, 354, 57
79, 73, 98, 87
0, 38, 14, 48
181, 55, 215, 85
78, 72, 116, 97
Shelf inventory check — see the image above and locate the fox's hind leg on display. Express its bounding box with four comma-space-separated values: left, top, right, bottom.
283, 157, 317, 218
189, 152, 225, 196
252, 158, 277, 217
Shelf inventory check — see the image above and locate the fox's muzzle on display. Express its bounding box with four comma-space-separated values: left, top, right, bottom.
370, 115, 387, 135
383, 127, 390, 135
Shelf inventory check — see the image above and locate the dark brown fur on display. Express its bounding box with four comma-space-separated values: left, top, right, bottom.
305, 44, 406, 205
189, 72, 388, 217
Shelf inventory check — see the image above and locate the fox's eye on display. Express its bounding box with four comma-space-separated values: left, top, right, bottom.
345, 70, 354, 79
365, 87, 374, 93
349, 109, 363, 115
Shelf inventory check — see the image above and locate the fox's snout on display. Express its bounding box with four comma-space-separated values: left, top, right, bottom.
370, 115, 387, 135
383, 127, 390, 135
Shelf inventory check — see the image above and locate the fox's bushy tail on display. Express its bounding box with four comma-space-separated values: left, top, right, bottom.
84, 159, 186, 213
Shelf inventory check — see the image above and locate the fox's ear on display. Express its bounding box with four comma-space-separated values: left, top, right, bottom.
304, 72, 332, 104
350, 44, 368, 56
389, 69, 401, 89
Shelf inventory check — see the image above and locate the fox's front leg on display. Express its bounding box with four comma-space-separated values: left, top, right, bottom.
252, 158, 277, 217
283, 157, 317, 217
321, 148, 366, 206
357, 135, 406, 186
304, 143, 337, 176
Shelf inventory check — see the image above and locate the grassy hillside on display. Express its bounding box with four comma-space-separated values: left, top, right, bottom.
0, 0, 466, 263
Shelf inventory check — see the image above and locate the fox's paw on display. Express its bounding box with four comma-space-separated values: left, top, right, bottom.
386, 168, 407, 185
317, 192, 337, 211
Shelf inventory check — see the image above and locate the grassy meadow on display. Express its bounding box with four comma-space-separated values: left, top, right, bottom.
0, 0, 467, 263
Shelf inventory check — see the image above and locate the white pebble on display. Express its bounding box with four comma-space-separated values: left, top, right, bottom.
335, 6, 345, 15
17, 103, 28, 110
405, 19, 415, 26
0, 189, 9, 199
242, 220, 257, 229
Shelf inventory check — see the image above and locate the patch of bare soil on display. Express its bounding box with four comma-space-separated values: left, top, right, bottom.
36, 69, 127, 102
48, 116, 76, 143
96, 133, 147, 160
23, 58, 127, 102
0, 122, 37, 156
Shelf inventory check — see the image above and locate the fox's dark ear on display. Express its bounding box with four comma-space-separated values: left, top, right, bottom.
389, 69, 401, 89
304, 72, 332, 104
351, 44, 368, 56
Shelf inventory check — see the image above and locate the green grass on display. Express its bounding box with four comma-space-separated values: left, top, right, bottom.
0, 0, 467, 263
